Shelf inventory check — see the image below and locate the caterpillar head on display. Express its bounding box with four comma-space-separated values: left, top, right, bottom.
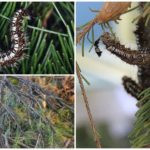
94, 37, 102, 57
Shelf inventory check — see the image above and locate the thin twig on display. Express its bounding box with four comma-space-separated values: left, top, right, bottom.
76, 63, 101, 148
35, 133, 41, 148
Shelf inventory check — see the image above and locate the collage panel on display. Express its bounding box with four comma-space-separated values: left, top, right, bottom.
0, 2, 74, 74
0, 76, 74, 148
0, 0, 150, 149
76, 1, 150, 148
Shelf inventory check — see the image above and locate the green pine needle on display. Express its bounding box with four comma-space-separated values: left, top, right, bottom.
129, 87, 150, 148
0, 2, 74, 74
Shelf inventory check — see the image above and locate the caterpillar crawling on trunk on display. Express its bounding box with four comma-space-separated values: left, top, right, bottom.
0, 9, 30, 68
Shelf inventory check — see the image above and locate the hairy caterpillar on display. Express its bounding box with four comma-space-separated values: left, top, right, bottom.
97, 30, 150, 100
0, 9, 30, 68
101, 32, 150, 66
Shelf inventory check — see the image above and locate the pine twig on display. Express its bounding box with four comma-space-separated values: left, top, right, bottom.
0, 15, 68, 37
76, 63, 101, 148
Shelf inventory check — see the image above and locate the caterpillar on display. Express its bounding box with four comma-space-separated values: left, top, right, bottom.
92, 2, 150, 102
101, 32, 150, 66
97, 31, 150, 100
0, 9, 30, 68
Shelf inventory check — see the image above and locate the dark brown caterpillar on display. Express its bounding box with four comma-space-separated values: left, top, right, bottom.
101, 32, 150, 66
99, 29, 150, 100
0, 9, 30, 68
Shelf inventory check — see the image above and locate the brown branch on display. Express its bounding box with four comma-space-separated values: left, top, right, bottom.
76, 63, 101, 148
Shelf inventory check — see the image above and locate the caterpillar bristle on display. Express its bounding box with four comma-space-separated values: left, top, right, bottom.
135, 17, 150, 51
0, 9, 30, 68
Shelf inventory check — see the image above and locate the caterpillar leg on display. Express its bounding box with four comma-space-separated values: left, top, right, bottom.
122, 76, 142, 100
101, 32, 150, 66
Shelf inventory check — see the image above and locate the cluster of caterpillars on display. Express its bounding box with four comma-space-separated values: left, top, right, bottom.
95, 16, 150, 100
0, 9, 30, 68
